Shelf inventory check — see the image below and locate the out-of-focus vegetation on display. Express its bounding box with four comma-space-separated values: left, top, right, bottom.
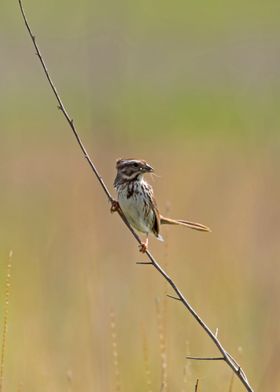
1, 1, 280, 390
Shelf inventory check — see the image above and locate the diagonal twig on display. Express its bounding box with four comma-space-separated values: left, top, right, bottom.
17, 1, 254, 391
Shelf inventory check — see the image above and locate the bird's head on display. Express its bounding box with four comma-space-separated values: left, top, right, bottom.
114, 158, 154, 186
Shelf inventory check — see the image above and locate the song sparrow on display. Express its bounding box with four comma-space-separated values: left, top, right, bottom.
112, 158, 210, 252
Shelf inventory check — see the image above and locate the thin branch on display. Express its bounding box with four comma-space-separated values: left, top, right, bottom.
18, 0, 112, 203
17, 2, 254, 391
186, 356, 224, 361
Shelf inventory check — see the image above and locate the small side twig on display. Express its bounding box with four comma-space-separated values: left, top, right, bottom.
17, 2, 254, 391
166, 294, 181, 301
186, 356, 224, 361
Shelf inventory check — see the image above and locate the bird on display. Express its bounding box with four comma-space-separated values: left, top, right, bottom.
111, 158, 210, 252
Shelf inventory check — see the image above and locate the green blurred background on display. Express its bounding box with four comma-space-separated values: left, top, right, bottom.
1, 0, 280, 390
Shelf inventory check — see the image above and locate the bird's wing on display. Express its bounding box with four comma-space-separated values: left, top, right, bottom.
145, 183, 161, 239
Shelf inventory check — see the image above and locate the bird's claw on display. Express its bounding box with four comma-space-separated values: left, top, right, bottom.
138, 243, 147, 253
110, 200, 120, 213
138, 240, 149, 253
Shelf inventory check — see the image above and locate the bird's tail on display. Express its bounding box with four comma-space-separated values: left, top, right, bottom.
160, 216, 211, 232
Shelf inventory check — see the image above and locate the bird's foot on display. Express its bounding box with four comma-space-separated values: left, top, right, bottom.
138, 238, 149, 253
110, 200, 120, 213
138, 243, 147, 253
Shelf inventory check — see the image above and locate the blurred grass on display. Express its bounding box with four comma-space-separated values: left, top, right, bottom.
0, 0, 280, 391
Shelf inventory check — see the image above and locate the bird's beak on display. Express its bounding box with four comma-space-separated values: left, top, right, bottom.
145, 163, 154, 173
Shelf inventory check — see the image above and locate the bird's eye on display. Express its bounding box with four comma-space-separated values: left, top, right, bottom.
133, 163, 138, 167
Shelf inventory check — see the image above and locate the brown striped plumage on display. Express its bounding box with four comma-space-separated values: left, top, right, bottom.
113, 158, 210, 252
